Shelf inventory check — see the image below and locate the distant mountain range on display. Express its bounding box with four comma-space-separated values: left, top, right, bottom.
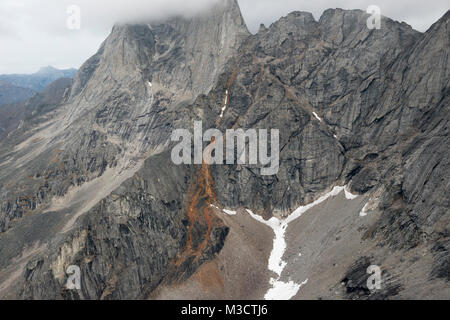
0, 66, 76, 106
0, 80, 35, 106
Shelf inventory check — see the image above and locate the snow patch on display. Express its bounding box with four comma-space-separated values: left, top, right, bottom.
312, 112, 322, 122
285, 186, 345, 224
246, 185, 350, 300
223, 209, 237, 216
209, 204, 237, 216
248, 209, 289, 276
219, 90, 228, 118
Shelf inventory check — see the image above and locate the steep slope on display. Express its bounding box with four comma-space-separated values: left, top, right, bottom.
0, 4, 448, 300
0, 0, 248, 233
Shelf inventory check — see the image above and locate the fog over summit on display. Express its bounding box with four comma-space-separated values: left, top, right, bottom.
0, 0, 448, 73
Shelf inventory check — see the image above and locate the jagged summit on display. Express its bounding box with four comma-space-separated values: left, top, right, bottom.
71, 0, 248, 100
0, 0, 252, 238
424, 9, 449, 34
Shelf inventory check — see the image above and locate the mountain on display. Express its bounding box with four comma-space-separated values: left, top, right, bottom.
0, 66, 77, 92
0, 1, 448, 300
0, 78, 72, 141
0, 80, 36, 106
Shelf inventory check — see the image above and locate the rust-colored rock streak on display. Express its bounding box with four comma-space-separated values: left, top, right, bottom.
175, 138, 219, 267
172, 68, 238, 284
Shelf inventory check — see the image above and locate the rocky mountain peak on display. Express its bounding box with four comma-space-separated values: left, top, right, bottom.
0, 1, 448, 301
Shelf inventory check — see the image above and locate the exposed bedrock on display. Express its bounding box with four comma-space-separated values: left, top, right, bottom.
0, 3, 448, 299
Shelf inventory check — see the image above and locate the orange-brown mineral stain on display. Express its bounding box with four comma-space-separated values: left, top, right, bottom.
175, 137, 219, 267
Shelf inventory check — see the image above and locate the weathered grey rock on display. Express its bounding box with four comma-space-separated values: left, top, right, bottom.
0, 0, 249, 234
0, 77, 72, 141
0, 3, 448, 300
0, 66, 76, 92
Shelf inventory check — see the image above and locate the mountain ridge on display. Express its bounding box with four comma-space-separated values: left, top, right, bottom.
0, 67, 77, 92
0, 3, 448, 300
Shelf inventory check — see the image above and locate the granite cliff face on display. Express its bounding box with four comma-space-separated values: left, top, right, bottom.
0, 1, 448, 299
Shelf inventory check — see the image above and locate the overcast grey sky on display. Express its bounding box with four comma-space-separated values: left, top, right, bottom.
0, 0, 448, 74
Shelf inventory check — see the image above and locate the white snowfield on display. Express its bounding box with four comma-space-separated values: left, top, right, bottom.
219, 90, 229, 118
246, 185, 359, 300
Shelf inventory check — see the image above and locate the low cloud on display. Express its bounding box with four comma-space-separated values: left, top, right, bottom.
0, 0, 448, 73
